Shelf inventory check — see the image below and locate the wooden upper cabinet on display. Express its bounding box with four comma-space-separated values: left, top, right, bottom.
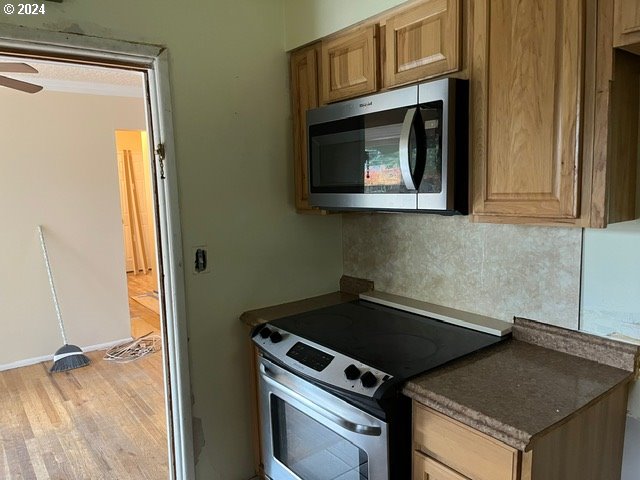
290, 44, 321, 213
320, 25, 378, 104
383, 0, 461, 88
614, 0, 640, 53
471, 0, 584, 221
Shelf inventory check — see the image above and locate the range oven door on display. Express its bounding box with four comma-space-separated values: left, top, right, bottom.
258, 355, 389, 480
307, 85, 426, 211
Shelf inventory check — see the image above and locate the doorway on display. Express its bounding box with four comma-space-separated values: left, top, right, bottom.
115, 129, 162, 338
0, 26, 194, 480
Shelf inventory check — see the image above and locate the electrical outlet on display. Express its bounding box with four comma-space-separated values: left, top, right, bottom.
191, 245, 210, 274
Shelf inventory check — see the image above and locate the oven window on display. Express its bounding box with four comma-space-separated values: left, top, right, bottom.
271, 395, 369, 479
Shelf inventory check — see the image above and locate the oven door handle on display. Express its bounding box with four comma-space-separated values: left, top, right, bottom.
260, 363, 382, 437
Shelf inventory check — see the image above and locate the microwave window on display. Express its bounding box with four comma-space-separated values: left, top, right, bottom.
363, 124, 404, 191
311, 129, 366, 189
309, 107, 415, 194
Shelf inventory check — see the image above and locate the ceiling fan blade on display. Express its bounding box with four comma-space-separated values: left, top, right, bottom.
0, 62, 38, 74
0, 75, 43, 94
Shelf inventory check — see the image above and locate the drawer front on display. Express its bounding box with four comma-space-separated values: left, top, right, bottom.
413, 451, 468, 480
413, 403, 517, 480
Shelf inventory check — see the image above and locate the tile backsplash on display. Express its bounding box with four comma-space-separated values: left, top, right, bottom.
343, 213, 583, 328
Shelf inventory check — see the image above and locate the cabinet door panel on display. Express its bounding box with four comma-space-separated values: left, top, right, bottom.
384, 0, 460, 88
291, 45, 320, 212
471, 0, 584, 219
321, 26, 377, 103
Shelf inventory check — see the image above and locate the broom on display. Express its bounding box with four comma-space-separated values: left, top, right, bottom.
38, 225, 91, 373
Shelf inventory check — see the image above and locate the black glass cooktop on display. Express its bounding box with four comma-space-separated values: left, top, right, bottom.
270, 300, 507, 380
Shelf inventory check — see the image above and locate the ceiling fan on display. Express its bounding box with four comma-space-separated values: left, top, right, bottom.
0, 62, 44, 94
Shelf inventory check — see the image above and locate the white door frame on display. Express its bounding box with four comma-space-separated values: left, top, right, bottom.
0, 23, 195, 480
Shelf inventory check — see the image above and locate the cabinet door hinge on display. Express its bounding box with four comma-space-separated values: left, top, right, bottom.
155, 143, 166, 179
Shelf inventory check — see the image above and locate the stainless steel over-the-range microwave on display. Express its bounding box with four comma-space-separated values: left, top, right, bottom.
306, 77, 468, 213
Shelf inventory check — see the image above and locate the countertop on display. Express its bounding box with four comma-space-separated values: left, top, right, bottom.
404, 318, 638, 451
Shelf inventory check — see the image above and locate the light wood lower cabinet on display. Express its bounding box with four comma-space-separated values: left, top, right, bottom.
412, 383, 628, 480
414, 403, 517, 480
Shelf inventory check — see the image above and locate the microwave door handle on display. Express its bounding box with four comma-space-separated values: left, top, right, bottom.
260, 363, 382, 437
399, 108, 417, 191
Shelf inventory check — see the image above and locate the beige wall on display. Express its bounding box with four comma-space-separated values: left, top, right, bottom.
0, 89, 146, 367
1, 2, 343, 478
284, 0, 408, 50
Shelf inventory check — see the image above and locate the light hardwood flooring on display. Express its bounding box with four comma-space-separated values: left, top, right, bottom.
128, 272, 161, 338
0, 272, 168, 479
0, 349, 168, 479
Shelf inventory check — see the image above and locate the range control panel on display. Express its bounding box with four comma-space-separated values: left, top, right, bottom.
253, 325, 392, 398
286, 342, 334, 371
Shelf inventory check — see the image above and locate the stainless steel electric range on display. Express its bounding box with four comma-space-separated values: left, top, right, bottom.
252, 298, 508, 480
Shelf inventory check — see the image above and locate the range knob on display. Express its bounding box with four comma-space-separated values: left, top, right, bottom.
259, 327, 272, 339
344, 364, 361, 381
360, 371, 378, 389
270, 331, 283, 343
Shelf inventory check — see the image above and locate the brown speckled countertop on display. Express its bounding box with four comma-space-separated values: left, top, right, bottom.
404, 318, 638, 451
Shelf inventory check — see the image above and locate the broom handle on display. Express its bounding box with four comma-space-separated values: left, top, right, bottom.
38, 225, 68, 345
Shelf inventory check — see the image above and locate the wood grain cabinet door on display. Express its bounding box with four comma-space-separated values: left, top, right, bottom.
321, 25, 377, 104
290, 44, 320, 212
383, 0, 461, 88
614, 0, 640, 52
471, 0, 585, 220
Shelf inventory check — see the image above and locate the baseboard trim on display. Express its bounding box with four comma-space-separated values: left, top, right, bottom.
0, 337, 133, 372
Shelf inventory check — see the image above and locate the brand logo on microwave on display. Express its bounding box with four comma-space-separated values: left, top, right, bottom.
359, 101, 373, 108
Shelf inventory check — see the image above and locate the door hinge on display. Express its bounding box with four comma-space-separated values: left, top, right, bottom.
155, 143, 166, 179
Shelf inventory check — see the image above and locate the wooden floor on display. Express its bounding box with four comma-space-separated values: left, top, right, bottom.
0, 272, 168, 479
127, 272, 161, 338
0, 350, 168, 479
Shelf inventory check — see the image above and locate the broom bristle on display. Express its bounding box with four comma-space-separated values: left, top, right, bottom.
50, 344, 91, 373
